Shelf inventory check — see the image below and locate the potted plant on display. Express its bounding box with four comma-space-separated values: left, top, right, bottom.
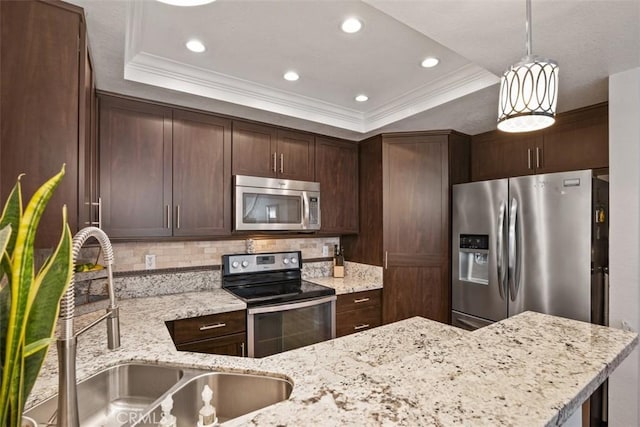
0, 166, 73, 426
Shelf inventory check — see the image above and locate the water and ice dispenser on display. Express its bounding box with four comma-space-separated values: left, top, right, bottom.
458, 234, 489, 285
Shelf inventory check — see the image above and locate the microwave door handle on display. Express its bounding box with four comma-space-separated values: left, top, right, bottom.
302, 191, 310, 229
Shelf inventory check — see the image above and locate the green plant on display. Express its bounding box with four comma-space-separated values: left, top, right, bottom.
0, 167, 73, 426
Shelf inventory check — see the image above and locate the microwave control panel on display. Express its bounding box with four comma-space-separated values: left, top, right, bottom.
309, 196, 319, 225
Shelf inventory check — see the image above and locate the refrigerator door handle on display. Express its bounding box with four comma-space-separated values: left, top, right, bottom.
508, 198, 518, 301
496, 201, 507, 300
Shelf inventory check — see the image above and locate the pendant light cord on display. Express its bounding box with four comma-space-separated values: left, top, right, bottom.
525, 0, 533, 59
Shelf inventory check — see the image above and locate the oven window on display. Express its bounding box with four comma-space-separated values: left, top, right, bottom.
242, 193, 301, 224
251, 301, 333, 358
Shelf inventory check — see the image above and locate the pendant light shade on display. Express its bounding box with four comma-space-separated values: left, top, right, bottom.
497, 0, 559, 133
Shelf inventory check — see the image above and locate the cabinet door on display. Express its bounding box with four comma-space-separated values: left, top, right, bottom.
99, 96, 172, 237
382, 135, 450, 324
315, 137, 358, 234
471, 132, 539, 181
276, 129, 315, 181
173, 110, 232, 236
536, 104, 608, 174
0, 1, 82, 247
176, 332, 246, 356
231, 121, 277, 178
383, 265, 449, 323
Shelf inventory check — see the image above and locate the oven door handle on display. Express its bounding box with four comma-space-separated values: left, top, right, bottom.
247, 295, 336, 315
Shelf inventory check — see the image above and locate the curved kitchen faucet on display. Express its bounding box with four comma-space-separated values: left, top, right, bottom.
56, 227, 120, 427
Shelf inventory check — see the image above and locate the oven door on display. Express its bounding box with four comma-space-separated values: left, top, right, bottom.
247, 296, 336, 358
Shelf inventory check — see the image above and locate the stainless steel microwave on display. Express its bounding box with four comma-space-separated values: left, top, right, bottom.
234, 175, 320, 231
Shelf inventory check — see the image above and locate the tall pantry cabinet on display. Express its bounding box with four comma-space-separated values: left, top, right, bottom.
0, 0, 93, 248
343, 131, 470, 324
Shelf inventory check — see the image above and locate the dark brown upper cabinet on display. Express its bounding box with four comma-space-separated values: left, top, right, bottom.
99, 96, 173, 238
232, 121, 315, 181
343, 131, 470, 325
315, 137, 358, 234
172, 110, 232, 237
471, 103, 608, 181
0, 1, 91, 248
99, 95, 232, 239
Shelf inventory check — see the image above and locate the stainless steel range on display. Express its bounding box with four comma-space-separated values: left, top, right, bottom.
222, 251, 336, 358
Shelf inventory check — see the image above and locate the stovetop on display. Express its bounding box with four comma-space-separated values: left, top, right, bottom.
224, 279, 335, 307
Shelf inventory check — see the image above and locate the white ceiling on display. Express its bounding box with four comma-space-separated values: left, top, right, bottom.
71, 0, 640, 141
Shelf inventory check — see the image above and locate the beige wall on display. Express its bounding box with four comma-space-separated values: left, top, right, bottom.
608, 67, 640, 427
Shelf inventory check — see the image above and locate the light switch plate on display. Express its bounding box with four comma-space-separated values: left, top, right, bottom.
322, 245, 329, 257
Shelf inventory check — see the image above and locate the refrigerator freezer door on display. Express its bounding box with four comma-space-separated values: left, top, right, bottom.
452, 179, 508, 322
508, 170, 593, 321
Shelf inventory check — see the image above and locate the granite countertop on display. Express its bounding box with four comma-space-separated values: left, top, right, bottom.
28, 291, 637, 426
306, 275, 383, 295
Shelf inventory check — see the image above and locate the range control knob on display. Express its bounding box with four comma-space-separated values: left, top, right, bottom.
283, 258, 290, 265
231, 261, 240, 269
241, 260, 249, 268
291, 257, 298, 264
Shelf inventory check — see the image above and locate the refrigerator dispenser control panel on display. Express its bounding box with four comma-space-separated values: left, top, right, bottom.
459, 234, 489, 250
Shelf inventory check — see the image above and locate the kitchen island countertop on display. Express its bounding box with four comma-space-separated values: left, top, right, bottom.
28, 290, 637, 426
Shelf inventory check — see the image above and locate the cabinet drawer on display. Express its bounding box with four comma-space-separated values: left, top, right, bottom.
172, 310, 246, 344
336, 289, 382, 314
176, 332, 246, 357
336, 305, 382, 337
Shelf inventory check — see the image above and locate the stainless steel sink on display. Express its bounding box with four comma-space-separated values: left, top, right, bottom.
25, 364, 293, 426
25, 363, 184, 427
137, 372, 293, 426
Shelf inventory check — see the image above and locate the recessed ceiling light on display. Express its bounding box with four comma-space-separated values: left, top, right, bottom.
341, 17, 362, 34
284, 71, 299, 81
157, 0, 216, 6
355, 94, 368, 102
186, 39, 206, 53
421, 57, 440, 68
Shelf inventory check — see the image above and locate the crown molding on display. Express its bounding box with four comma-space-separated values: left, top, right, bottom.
125, 1, 498, 133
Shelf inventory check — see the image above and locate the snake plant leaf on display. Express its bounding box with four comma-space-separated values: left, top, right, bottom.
0, 225, 11, 382
0, 166, 65, 425
0, 178, 22, 264
22, 216, 72, 401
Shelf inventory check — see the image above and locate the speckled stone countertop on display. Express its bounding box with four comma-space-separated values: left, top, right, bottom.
306, 275, 382, 294
28, 291, 637, 427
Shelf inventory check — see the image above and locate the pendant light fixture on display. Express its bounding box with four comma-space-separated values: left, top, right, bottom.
497, 0, 558, 133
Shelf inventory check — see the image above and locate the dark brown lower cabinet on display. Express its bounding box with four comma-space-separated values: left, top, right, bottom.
336, 289, 382, 337
167, 310, 246, 357
383, 266, 448, 324
175, 332, 245, 357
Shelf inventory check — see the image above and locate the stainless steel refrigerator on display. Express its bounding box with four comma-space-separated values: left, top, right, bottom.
451, 169, 608, 330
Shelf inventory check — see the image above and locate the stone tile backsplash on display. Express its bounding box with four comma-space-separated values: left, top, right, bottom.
77, 237, 340, 273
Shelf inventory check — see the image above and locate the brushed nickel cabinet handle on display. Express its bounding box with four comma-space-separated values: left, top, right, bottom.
86, 197, 102, 228
536, 147, 542, 168
354, 324, 370, 330
272, 152, 277, 172
353, 298, 370, 304
176, 205, 181, 229
199, 322, 226, 331
385, 251, 388, 269
166, 205, 171, 229
279, 153, 284, 173
527, 148, 532, 169
97, 197, 102, 229
241, 342, 245, 357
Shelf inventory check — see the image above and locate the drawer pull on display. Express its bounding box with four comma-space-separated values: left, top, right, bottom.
354, 324, 370, 330
199, 322, 226, 331
353, 298, 370, 304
